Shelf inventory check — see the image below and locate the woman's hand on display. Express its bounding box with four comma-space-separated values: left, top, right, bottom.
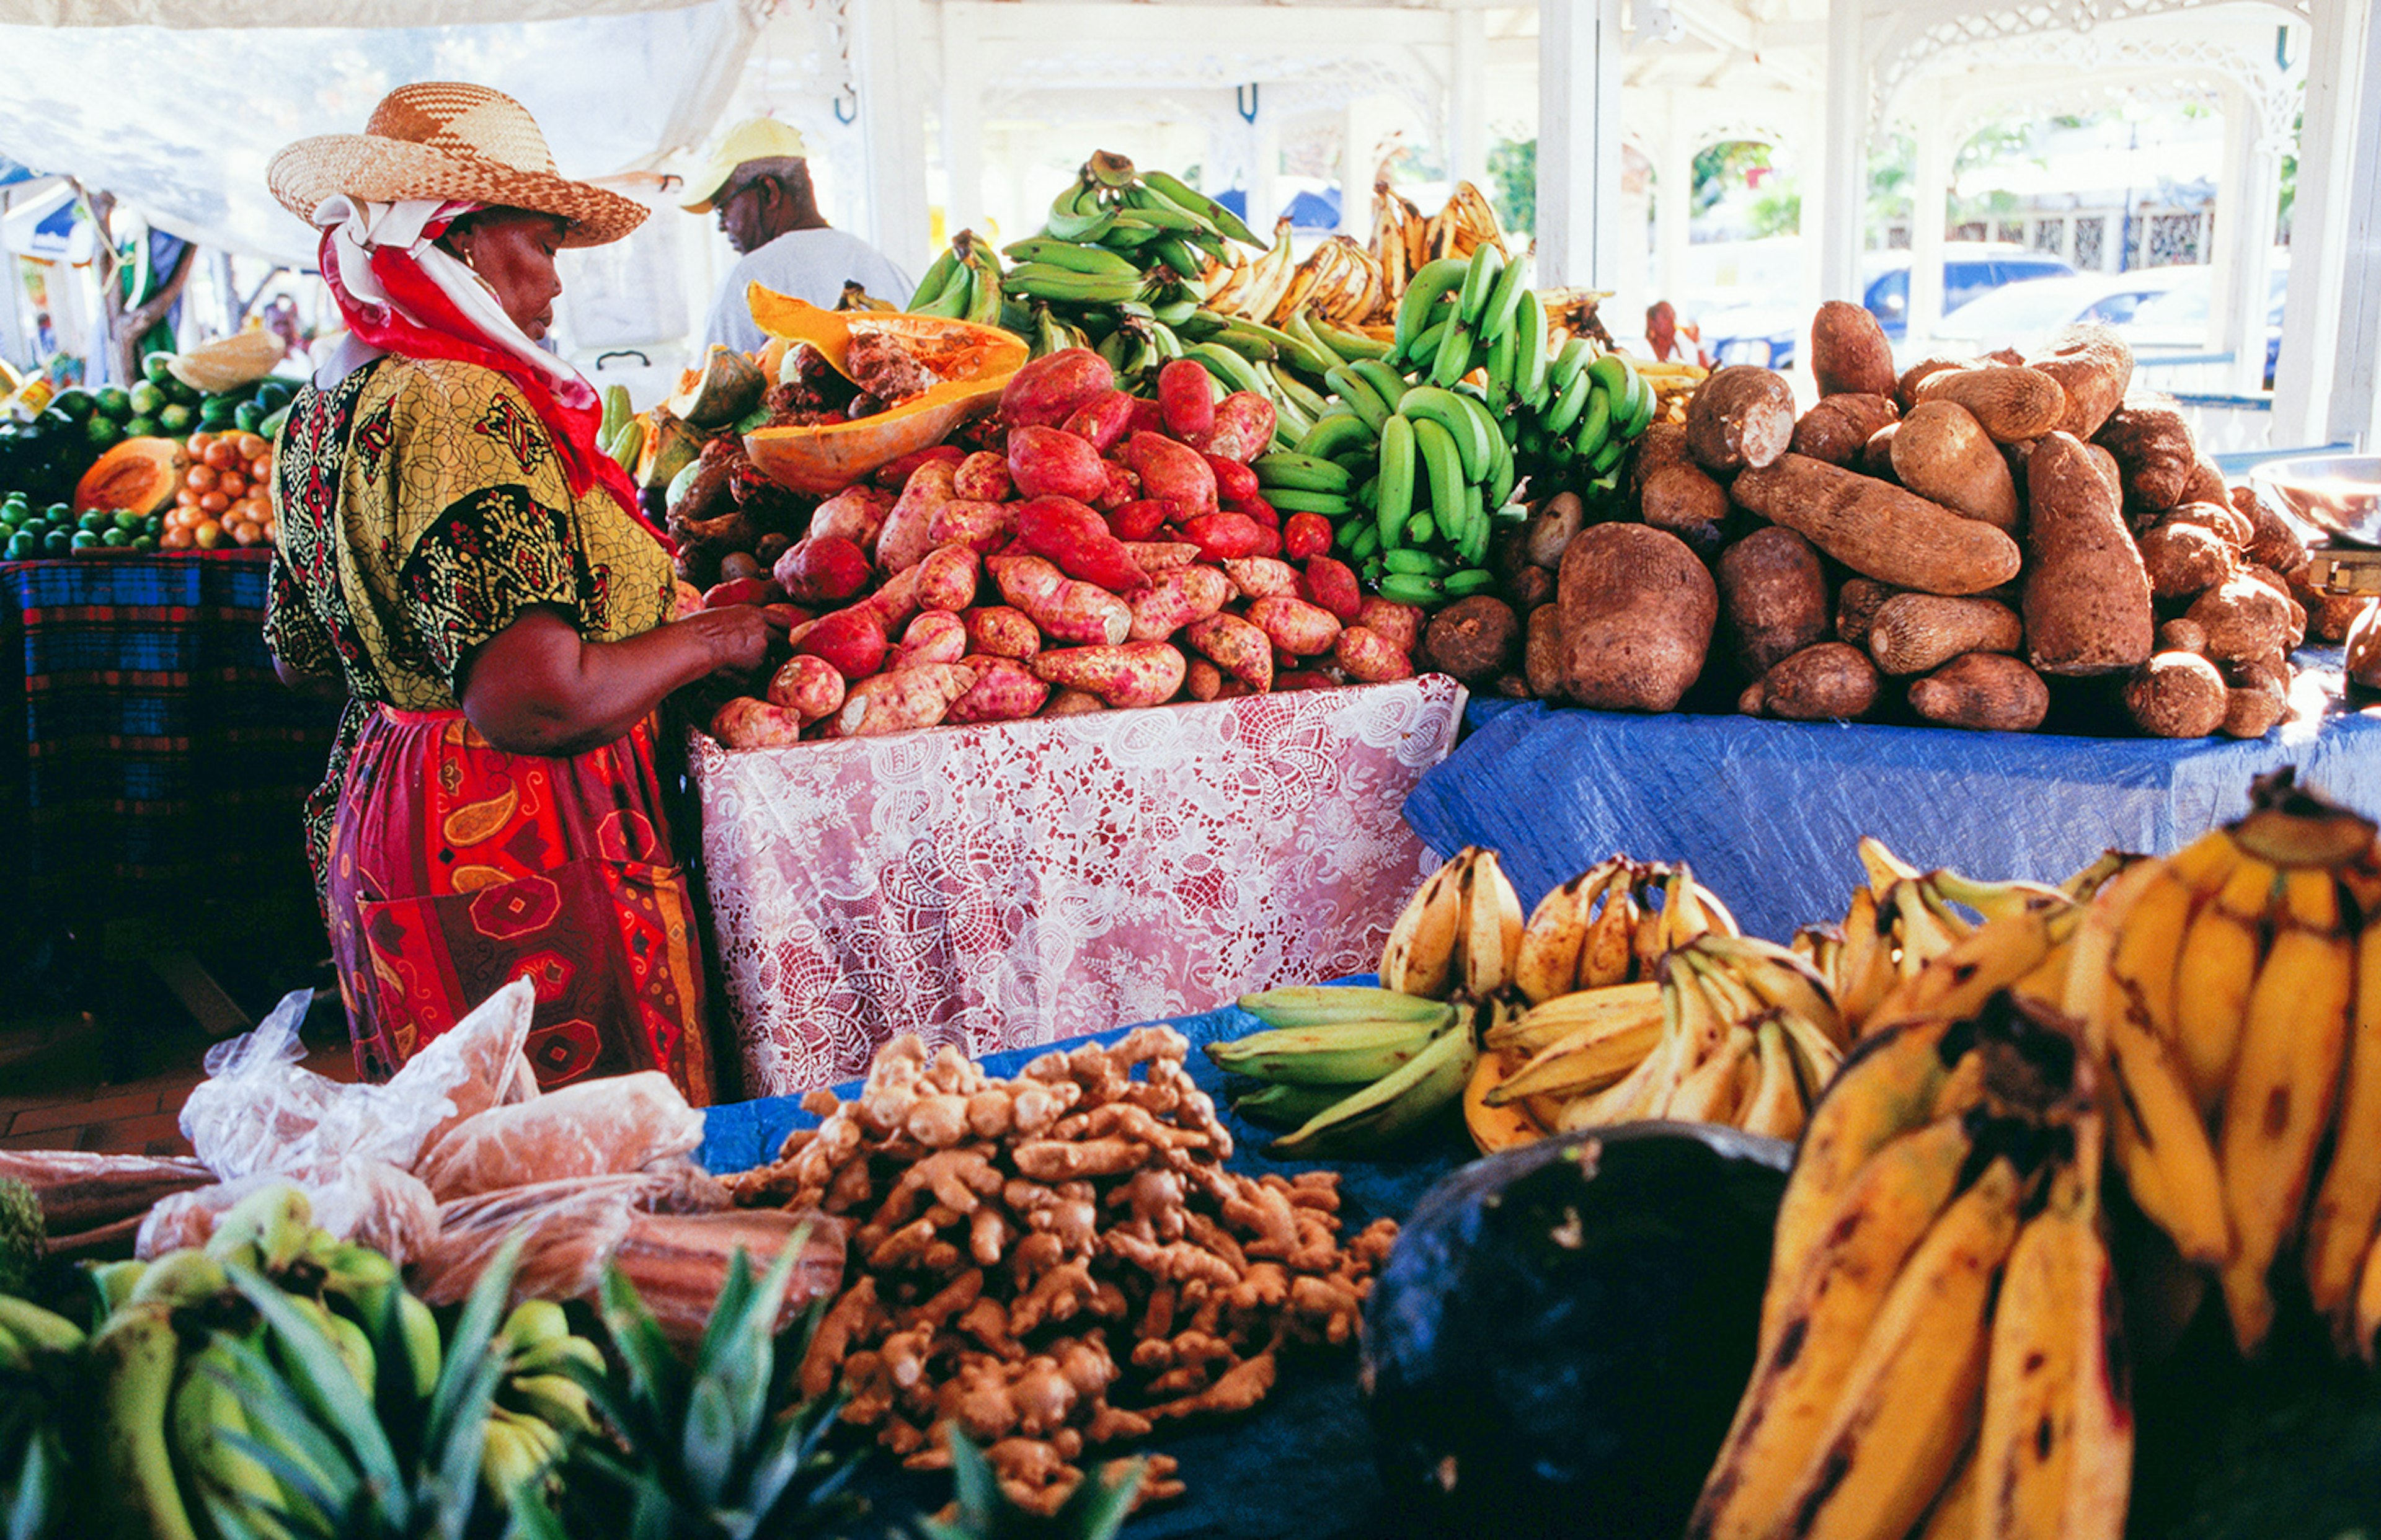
667, 604, 781, 675
458, 604, 786, 759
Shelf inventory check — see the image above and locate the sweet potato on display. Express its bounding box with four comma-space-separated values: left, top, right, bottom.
1740, 642, 1881, 721
1895, 356, 1981, 413
1196, 392, 1275, 462
1866, 594, 2023, 676
962, 605, 1040, 660
2020, 432, 2154, 676
988, 554, 1133, 646
1300, 556, 1364, 623
807, 485, 894, 549
2123, 652, 2227, 738
890, 609, 968, 670
794, 607, 889, 681
1207, 454, 1263, 507
1811, 302, 1897, 398
1640, 463, 1729, 555
1122, 541, 1202, 575
1835, 578, 1899, 650
1040, 688, 1106, 718
1184, 657, 1225, 702
944, 656, 1051, 725
1178, 513, 1267, 562
925, 497, 1016, 554
2093, 400, 2196, 511
910, 542, 982, 614
1127, 565, 1232, 642
1731, 454, 2022, 596
1421, 595, 1520, 683
1246, 595, 1344, 659
951, 450, 1012, 503
671, 579, 704, 620
1558, 523, 1716, 712
1523, 491, 1587, 568
709, 696, 809, 749
2185, 576, 2292, 663
1031, 641, 1187, 709
2026, 324, 2132, 440
835, 663, 979, 738
1283, 511, 1334, 560
1335, 625, 1414, 683
1059, 391, 1136, 453
1523, 603, 1566, 700
1016, 495, 1150, 593
1791, 393, 1900, 468
1891, 401, 2018, 531
1716, 526, 1828, 678
1685, 365, 1798, 476
701, 575, 784, 609
1913, 365, 2067, 443
1359, 598, 1426, 655
1907, 652, 2050, 732
1122, 430, 1220, 517
1093, 461, 1138, 513
998, 348, 1115, 430
849, 565, 923, 634
871, 443, 967, 493
772, 536, 871, 604
2135, 522, 2237, 601
1183, 612, 1274, 693
1007, 425, 1110, 504
874, 461, 957, 573
1108, 498, 1173, 543
1222, 556, 1300, 600
764, 655, 845, 725
1158, 358, 1217, 440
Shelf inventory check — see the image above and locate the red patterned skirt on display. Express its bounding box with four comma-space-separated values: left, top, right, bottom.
322, 706, 714, 1104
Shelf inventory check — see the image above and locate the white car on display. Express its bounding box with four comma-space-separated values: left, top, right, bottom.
1918, 269, 2191, 358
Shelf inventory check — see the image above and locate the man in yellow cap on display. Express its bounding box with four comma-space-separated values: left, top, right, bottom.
681, 118, 913, 353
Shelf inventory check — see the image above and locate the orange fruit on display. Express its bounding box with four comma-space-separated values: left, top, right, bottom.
198, 490, 229, 515
229, 520, 265, 548
235, 433, 268, 461
249, 456, 273, 482
174, 487, 201, 508
193, 519, 224, 550
186, 432, 214, 458
216, 471, 246, 500
184, 464, 217, 493
161, 524, 195, 551
203, 441, 238, 471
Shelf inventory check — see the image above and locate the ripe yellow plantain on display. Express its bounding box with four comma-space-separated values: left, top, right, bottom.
1485, 979, 1662, 1054
2307, 911, 2381, 1338
2170, 856, 2277, 1108
2106, 828, 2239, 1042
1512, 865, 1605, 1005
2103, 1011, 2233, 1267
1739, 1020, 1808, 1143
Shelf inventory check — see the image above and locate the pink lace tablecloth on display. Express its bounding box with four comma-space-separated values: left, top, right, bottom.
688, 675, 1466, 1097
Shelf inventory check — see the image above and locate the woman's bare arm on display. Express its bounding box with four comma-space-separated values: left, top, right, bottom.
458, 605, 779, 757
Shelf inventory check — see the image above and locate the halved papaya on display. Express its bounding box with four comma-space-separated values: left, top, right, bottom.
741, 288, 1028, 497
74, 436, 188, 514
666, 345, 766, 430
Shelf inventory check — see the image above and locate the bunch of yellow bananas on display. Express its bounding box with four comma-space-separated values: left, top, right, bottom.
1205, 219, 1393, 332
2068, 767, 2381, 1360
1693, 993, 2127, 1540
1368, 177, 1507, 305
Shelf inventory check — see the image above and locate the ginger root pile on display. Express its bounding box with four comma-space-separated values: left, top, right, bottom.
725, 1028, 1398, 1515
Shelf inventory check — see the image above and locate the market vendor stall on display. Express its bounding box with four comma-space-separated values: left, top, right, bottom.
693, 673, 1462, 1096
1403, 663, 2381, 944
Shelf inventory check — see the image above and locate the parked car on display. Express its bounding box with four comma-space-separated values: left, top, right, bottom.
1703, 244, 2075, 371
2119, 255, 2290, 388
1922, 269, 2191, 357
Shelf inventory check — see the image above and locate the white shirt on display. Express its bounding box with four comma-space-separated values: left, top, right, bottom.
700, 229, 915, 355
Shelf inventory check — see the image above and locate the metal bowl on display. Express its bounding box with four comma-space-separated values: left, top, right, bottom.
2251, 454, 2381, 547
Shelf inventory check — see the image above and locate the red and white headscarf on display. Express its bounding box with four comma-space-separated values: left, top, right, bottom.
311, 195, 664, 545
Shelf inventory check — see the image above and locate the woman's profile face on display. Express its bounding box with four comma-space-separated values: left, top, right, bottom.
450, 210, 570, 341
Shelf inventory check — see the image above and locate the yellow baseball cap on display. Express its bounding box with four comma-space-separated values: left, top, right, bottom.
680, 118, 811, 213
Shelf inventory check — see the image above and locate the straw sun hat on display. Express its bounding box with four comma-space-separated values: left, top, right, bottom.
267, 81, 645, 247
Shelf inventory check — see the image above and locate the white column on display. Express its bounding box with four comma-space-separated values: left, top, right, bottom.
1908, 100, 1949, 348
1341, 95, 1396, 239
2209, 81, 2282, 394
0, 192, 27, 371
1815, 0, 1867, 304
939, 2, 987, 245
2328, 1, 2381, 448
1796, 95, 1830, 330
1249, 108, 1281, 237
2272, 0, 2372, 448
1449, 10, 1490, 190
1538, 0, 1625, 288
851, 0, 934, 275
1654, 94, 1693, 312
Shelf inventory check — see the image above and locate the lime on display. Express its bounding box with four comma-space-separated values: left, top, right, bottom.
141, 353, 175, 386
43, 529, 71, 554
5, 532, 33, 561
122, 416, 159, 440
234, 402, 265, 435
100, 527, 129, 547
69, 530, 99, 551
113, 509, 145, 533
164, 377, 200, 407
44, 503, 69, 521
50, 389, 97, 423
157, 402, 195, 433
86, 415, 125, 449
78, 510, 107, 534
94, 386, 131, 422
127, 381, 164, 418
200, 397, 237, 427
131, 534, 157, 552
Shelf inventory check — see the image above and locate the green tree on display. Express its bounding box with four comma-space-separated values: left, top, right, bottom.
1488, 137, 1535, 236
1692, 141, 1772, 215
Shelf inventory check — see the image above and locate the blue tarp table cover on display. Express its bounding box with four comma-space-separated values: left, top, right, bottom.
1404, 663, 2381, 942
698, 983, 1457, 1540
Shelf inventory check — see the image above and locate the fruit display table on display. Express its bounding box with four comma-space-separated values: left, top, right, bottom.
0, 548, 337, 940
687, 673, 1465, 1097
1403, 657, 2381, 942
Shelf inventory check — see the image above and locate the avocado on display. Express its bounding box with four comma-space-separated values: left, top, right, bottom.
1362, 1122, 1790, 1540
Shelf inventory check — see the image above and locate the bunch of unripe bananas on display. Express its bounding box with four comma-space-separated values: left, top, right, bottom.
1692, 991, 2126, 1540
82, 1184, 602, 1540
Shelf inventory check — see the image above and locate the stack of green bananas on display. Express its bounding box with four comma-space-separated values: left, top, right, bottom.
85, 1184, 601, 1540
1256, 243, 1661, 606
0, 1290, 81, 1538
1208, 987, 1478, 1158
905, 229, 1009, 328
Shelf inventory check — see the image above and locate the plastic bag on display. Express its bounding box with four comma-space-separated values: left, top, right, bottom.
179, 979, 538, 1180
136, 1160, 441, 1264
412, 1069, 706, 1202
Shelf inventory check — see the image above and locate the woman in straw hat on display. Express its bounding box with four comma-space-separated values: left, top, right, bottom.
262, 82, 776, 1102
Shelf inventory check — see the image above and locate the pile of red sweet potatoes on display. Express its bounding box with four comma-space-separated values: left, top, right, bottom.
703, 348, 1429, 746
